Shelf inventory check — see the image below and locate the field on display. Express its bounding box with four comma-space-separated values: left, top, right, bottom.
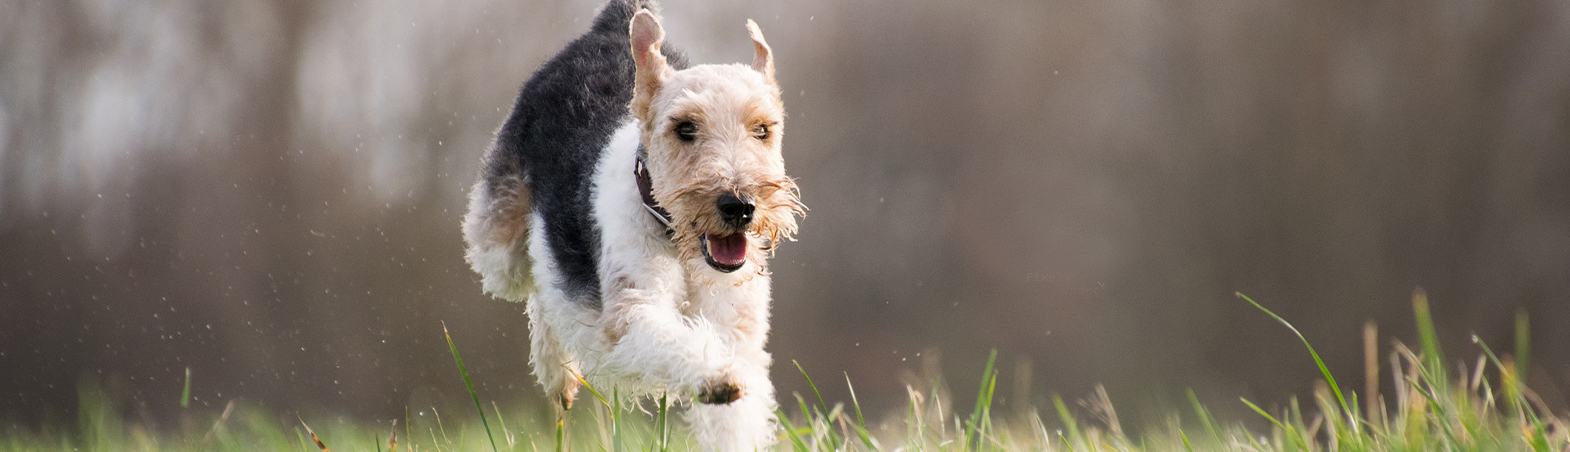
3, 292, 1563, 452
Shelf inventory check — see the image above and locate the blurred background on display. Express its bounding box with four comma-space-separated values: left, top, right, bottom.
2, 0, 1568, 432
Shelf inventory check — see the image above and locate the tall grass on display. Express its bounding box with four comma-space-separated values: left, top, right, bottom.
2, 290, 1563, 451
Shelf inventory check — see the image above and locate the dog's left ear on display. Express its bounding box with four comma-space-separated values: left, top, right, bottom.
745, 19, 774, 83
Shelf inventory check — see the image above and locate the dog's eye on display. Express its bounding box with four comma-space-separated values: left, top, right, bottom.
751, 124, 770, 140
675, 121, 698, 142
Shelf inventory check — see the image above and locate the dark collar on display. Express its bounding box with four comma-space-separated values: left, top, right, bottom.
634, 146, 675, 235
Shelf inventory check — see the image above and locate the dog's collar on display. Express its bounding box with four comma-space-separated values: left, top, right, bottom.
635, 146, 675, 235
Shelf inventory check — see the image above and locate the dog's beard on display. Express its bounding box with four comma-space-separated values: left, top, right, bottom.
662, 179, 804, 275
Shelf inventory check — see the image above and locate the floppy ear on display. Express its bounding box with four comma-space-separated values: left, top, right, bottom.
630, 10, 669, 120
745, 19, 774, 83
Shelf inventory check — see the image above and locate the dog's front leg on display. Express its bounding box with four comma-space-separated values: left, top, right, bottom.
668, 276, 778, 450
598, 284, 741, 401
686, 360, 777, 451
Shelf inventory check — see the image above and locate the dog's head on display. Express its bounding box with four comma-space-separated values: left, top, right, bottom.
628, 10, 804, 275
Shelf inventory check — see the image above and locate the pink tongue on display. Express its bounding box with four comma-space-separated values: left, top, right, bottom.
706, 233, 747, 265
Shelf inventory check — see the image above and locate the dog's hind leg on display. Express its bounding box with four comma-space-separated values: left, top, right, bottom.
527, 295, 582, 410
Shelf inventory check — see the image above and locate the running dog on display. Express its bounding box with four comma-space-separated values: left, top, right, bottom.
462, 0, 803, 448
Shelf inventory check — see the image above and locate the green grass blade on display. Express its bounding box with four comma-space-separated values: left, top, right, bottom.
1057, 430, 1080, 452
554, 417, 564, 452
979, 367, 998, 451
1515, 308, 1530, 379
442, 322, 500, 452
655, 393, 668, 452
1474, 333, 1538, 426
433, 406, 451, 446
964, 349, 999, 451
845, 373, 877, 450
1240, 398, 1308, 451
611, 386, 621, 452
1237, 291, 1357, 434
572, 371, 610, 409
794, 394, 814, 428
793, 360, 838, 449
1404, 373, 1460, 446
774, 408, 811, 452
1475, 334, 1508, 380
1185, 389, 1222, 443
180, 366, 192, 408
492, 401, 513, 449
1052, 395, 1084, 448
1411, 289, 1446, 378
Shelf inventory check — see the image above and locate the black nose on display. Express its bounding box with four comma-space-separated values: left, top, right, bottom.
716, 193, 754, 228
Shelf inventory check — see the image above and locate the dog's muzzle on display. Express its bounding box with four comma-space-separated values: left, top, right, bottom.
700, 194, 753, 273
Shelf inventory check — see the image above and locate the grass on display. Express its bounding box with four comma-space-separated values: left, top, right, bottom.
2, 289, 1564, 451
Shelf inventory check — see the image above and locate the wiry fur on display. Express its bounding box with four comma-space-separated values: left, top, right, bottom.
462, 173, 533, 301
461, 1, 801, 450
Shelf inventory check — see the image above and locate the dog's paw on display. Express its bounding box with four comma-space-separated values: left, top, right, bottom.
697, 379, 742, 405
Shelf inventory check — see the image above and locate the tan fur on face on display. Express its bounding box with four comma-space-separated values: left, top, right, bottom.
631, 13, 804, 274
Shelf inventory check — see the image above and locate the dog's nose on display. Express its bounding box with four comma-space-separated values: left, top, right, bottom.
716, 193, 754, 228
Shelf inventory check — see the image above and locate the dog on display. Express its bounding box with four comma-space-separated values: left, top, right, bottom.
462, 0, 803, 449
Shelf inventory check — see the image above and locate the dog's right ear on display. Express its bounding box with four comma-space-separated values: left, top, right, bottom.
630, 10, 669, 122
745, 20, 774, 83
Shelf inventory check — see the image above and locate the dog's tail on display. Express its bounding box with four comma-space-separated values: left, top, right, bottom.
591, 0, 660, 35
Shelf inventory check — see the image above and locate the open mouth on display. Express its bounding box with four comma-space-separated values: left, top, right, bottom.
700, 233, 748, 273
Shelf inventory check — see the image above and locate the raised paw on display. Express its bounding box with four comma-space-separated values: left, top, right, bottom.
697, 380, 742, 405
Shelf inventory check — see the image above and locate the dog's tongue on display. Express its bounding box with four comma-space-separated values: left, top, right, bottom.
705, 233, 748, 266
